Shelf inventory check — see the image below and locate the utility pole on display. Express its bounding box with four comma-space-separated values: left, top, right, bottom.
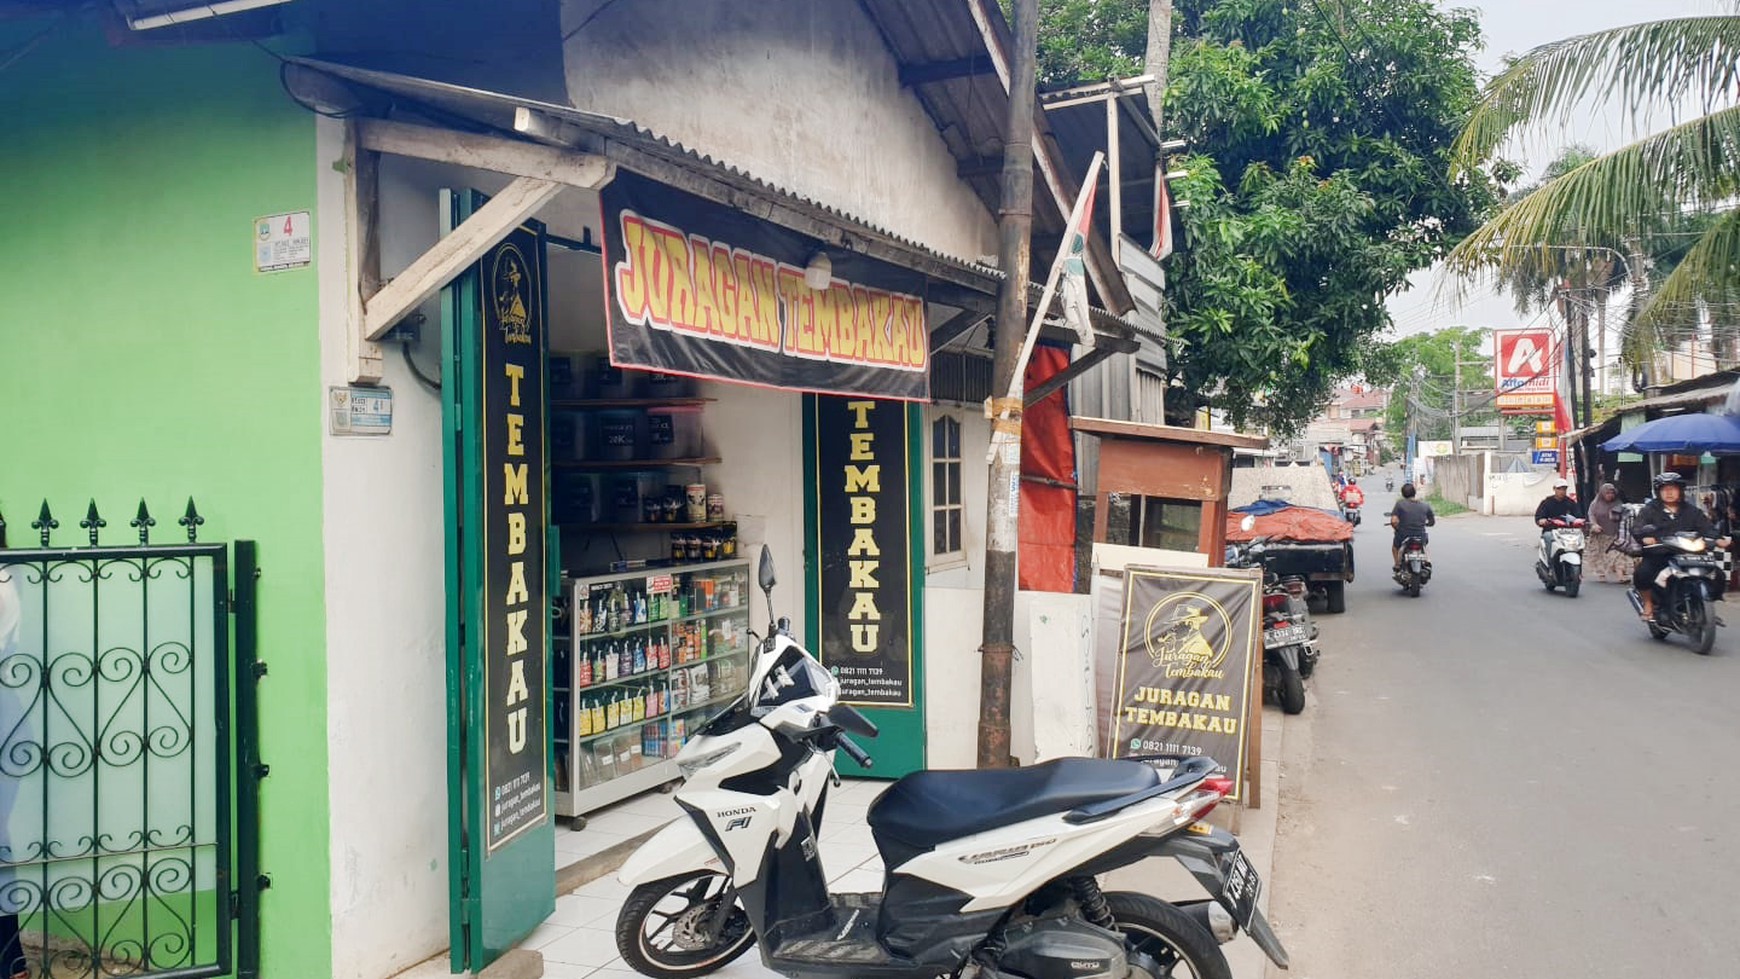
1452, 335, 1463, 455
977, 0, 1039, 769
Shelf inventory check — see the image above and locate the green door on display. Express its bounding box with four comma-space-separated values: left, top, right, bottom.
443, 189, 557, 971
803, 395, 927, 777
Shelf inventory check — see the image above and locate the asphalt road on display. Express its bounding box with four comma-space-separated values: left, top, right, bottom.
1266, 475, 1740, 978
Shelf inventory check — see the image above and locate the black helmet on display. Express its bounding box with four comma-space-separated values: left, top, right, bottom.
1653, 472, 1687, 492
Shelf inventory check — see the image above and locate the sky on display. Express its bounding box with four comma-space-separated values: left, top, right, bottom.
1384, 0, 1733, 358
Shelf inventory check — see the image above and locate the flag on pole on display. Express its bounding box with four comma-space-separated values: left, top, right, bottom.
1152, 164, 1174, 260
1057, 168, 1100, 348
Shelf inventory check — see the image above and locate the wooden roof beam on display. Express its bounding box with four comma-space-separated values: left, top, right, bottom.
899, 56, 996, 87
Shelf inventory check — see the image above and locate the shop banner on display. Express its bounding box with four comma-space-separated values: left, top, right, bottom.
811, 396, 915, 705
1095, 567, 1260, 800
601, 171, 930, 400
481, 225, 549, 852
1494, 328, 1562, 416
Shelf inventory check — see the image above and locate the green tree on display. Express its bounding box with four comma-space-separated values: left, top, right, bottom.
1036, 0, 1504, 434
1380, 327, 1498, 442
1447, 15, 1740, 377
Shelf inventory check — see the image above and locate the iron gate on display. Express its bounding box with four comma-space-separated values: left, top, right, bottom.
0, 500, 261, 979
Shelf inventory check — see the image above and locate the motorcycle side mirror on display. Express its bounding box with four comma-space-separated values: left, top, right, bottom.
1240, 515, 1256, 533
758, 544, 778, 630
758, 544, 777, 594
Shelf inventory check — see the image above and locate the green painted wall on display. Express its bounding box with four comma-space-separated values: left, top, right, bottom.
0, 18, 331, 979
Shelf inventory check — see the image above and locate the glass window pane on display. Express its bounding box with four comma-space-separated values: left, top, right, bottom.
947, 417, 961, 456
948, 463, 961, 505
934, 514, 948, 555
933, 463, 947, 504
949, 510, 962, 553
933, 418, 947, 457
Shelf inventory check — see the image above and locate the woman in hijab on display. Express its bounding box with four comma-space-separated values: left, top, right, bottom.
1586, 483, 1631, 583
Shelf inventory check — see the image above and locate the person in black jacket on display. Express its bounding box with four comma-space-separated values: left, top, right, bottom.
1633, 472, 1729, 619
1534, 478, 1585, 534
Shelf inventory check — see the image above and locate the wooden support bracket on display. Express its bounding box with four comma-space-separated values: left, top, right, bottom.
361, 176, 564, 343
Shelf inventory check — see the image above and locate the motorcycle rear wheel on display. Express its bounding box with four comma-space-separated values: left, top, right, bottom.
617, 871, 755, 979
1103, 892, 1233, 979
1404, 579, 1421, 598
1278, 665, 1306, 715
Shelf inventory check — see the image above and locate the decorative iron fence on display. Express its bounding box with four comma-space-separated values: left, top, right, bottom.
0, 500, 261, 979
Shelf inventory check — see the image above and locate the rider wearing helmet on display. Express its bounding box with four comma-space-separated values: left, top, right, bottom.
1343, 479, 1365, 510
1633, 472, 1728, 619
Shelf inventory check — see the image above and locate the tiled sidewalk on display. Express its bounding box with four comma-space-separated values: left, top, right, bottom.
528, 778, 891, 979
553, 788, 688, 871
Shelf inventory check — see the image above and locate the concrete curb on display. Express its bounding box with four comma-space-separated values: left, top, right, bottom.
556, 824, 666, 896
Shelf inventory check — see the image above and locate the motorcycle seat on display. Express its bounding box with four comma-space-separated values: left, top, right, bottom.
867, 758, 1159, 866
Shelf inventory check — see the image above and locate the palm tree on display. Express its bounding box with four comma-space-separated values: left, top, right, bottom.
1446, 16, 1740, 376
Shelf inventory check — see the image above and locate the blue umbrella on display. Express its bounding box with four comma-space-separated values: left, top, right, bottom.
1602, 412, 1740, 454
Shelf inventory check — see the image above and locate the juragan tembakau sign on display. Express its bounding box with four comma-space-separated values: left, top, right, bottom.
481, 225, 549, 852
1096, 567, 1260, 799
601, 171, 930, 400
810, 396, 915, 705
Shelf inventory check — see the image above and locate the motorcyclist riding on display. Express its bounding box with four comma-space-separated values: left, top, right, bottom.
1635, 472, 1730, 620
1343, 479, 1365, 510
1390, 482, 1435, 571
1534, 478, 1584, 538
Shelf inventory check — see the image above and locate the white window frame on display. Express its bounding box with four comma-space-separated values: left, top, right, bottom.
927, 412, 968, 571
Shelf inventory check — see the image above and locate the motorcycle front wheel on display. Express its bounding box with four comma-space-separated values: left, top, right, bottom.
1564, 574, 1581, 599
1688, 600, 1717, 655
1104, 892, 1233, 979
616, 871, 755, 979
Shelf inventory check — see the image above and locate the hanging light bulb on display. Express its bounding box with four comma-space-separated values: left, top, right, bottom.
804, 252, 833, 290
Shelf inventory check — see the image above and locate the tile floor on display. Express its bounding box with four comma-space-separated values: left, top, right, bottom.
529, 778, 891, 979
553, 787, 688, 870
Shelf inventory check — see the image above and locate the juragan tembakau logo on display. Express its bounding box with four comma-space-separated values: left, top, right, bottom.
491, 244, 533, 345
1142, 592, 1233, 679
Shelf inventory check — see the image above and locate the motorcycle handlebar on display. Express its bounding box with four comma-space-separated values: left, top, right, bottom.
836, 735, 873, 769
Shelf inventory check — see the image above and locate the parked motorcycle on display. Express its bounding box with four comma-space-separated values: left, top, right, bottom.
1393, 535, 1431, 597
1535, 516, 1587, 598
614, 546, 1290, 979
1227, 538, 1318, 714
1627, 532, 1726, 654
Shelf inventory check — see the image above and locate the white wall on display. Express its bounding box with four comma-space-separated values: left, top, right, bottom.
317, 121, 453, 979
318, 135, 618, 979
562, 0, 998, 264
695, 381, 806, 642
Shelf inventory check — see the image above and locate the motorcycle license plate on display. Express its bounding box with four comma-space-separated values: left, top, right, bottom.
1221, 849, 1263, 929
1264, 623, 1308, 648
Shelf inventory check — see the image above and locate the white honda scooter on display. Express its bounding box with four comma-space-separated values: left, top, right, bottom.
1535, 516, 1586, 598
612, 547, 1289, 979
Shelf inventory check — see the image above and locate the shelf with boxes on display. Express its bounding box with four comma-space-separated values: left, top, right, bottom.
553, 560, 754, 820
549, 352, 736, 576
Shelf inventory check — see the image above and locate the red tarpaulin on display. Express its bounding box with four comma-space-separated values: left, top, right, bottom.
1020, 345, 1077, 592
1224, 507, 1353, 544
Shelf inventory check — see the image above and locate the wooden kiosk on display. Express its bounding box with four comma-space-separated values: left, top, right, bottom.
1071, 416, 1269, 564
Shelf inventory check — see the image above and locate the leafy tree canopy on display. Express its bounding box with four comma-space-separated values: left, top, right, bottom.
1036, 0, 1505, 435
1446, 15, 1740, 374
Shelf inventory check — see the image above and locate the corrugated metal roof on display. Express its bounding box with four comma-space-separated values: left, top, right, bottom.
285, 56, 1140, 350
287, 57, 1004, 287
